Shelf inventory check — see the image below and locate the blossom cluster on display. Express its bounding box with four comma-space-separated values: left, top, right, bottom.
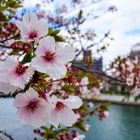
0, 13, 83, 128
111, 56, 140, 97
47, 67, 100, 99
0, 12, 110, 140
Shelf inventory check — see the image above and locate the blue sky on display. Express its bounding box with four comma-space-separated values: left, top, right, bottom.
22, 0, 140, 68
126, 28, 140, 36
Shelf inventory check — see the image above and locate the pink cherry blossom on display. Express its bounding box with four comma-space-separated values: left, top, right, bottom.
31, 36, 75, 79
14, 88, 52, 127
73, 134, 85, 140
50, 81, 64, 92
88, 102, 94, 108
125, 59, 134, 71
76, 77, 90, 97
84, 124, 90, 131
15, 13, 48, 42
0, 56, 34, 89
104, 111, 110, 117
90, 87, 100, 97
131, 86, 140, 97
80, 77, 89, 86
80, 86, 90, 97
126, 74, 134, 86
50, 95, 82, 127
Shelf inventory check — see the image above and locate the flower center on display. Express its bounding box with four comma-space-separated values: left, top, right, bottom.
43, 51, 55, 62
28, 30, 38, 40
56, 101, 65, 110
15, 63, 28, 76
27, 100, 38, 111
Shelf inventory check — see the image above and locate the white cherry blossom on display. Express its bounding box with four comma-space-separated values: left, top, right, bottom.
0, 56, 34, 89
31, 36, 75, 79
14, 88, 52, 127
50, 95, 82, 127
15, 13, 48, 42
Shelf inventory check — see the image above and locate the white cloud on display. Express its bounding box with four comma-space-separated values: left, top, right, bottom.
80, 0, 140, 67
22, 0, 42, 7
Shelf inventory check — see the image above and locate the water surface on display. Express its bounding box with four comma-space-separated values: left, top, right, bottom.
0, 98, 140, 140
85, 104, 140, 140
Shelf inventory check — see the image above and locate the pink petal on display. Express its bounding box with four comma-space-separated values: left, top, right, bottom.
38, 19, 48, 37
15, 20, 28, 35
58, 108, 79, 127
22, 13, 30, 25
56, 46, 75, 63
63, 96, 83, 109
31, 56, 48, 73
50, 109, 60, 127
30, 13, 39, 28
46, 62, 67, 79
40, 36, 56, 52
14, 94, 29, 108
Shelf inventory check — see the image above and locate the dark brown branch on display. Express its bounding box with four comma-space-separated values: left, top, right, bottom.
0, 130, 14, 140
72, 63, 129, 87
87, 30, 111, 49
0, 34, 19, 43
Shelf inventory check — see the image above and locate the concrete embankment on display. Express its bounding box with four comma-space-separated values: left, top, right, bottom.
84, 94, 140, 106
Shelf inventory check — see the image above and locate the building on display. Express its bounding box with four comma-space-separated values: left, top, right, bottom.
130, 43, 140, 58
73, 50, 103, 72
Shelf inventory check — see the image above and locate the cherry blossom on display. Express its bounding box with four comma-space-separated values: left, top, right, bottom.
31, 36, 75, 79
104, 111, 110, 117
80, 77, 89, 85
84, 124, 90, 131
49, 80, 64, 92
15, 13, 48, 42
0, 49, 8, 60
76, 77, 90, 97
50, 95, 82, 127
0, 56, 34, 89
88, 102, 94, 108
73, 134, 85, 140
111, 56, 140, 96
80, 86, 90, 97
90, 87, 100, 97
14, 88, 52, 127
126, 74, 134, 86
131, 86, 140, 97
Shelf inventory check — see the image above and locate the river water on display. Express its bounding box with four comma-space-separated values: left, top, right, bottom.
0, 98, 140, 140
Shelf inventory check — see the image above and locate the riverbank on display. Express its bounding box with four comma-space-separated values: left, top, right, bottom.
84, 94, 140, 106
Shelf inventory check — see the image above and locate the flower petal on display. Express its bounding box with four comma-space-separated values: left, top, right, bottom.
46, 61, 67, 79
56, 46, 75, 63
22, 12, 30, 25
63, 96, 83, 109
50, 109, 60, 127
58, 108, 79, 127
35, 36, 56, 56
38, 19, 48, 37
31, 56, 48, 73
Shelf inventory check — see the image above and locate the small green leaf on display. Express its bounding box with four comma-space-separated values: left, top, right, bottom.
74, 121, 86, 132
48, 28, 60, 35
0, 12, 6, 21
22, 48, 33, 63
54, 35, 65, 42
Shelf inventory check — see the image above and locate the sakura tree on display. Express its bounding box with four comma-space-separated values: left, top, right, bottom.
110, 55, 140, 99
0, 0, 124, 140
